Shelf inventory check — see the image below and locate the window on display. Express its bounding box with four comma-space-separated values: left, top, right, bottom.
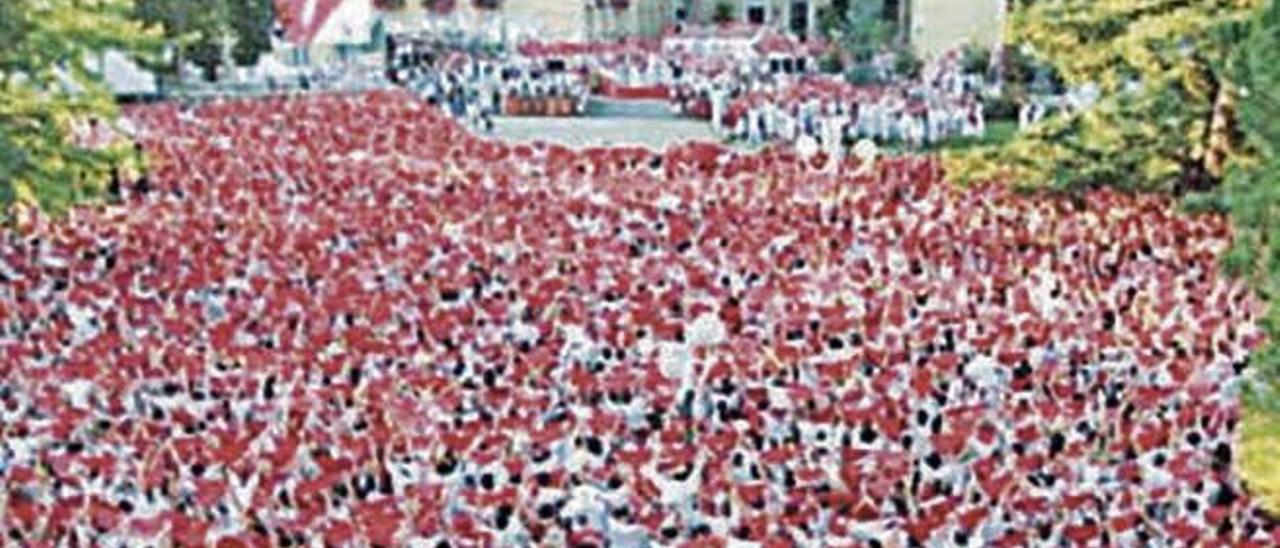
790, 1, 809, 37
882, 0, 901, 23
747, 6, 767, 25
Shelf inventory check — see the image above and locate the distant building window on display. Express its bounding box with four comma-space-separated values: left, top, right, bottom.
291, 47, 309, 66
790, 1, 809, 37
747, 6, 766, 25
882, 0, 901, 23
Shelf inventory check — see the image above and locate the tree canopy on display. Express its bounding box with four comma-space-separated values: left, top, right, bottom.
946, 0, 1260, 193
1216, 0, 1280, 514
818, 0, 897, 59
0, 0, 161, 216
132, 0, 276, 82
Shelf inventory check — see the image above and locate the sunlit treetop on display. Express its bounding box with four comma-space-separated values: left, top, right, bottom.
0, 0, 163, 215
1009, 0, 1260, 92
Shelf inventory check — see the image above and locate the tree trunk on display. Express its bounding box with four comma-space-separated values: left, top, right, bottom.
1176, 63, 1228, 194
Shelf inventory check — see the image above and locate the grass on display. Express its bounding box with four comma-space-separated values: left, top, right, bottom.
880, 120, 1020, 155
932, 120, 1020, 151
1241, 404, 1280, 514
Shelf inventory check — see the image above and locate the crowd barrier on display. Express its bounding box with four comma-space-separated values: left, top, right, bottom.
597, 78, 670, 101
503, 96, 580, 117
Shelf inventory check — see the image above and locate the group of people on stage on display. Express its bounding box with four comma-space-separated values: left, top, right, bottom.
399, 53, 590, 128
0, 88, 1275, 546
387, 31, 994, 155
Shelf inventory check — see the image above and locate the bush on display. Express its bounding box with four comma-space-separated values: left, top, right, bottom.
892, 48, 922, 80
982, 94, 1019, 122
960, 43, 992, 75
845, 64, 880, 85
999, 46, 1041, 88
818, 51, 845, 74
712, 1, 734, 24
815, 4, 846, 40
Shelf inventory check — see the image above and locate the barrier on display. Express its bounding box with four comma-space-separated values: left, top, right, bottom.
501, 96, 581, 117
598, 77, 670, 101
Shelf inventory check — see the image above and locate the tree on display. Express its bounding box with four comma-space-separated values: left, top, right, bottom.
1214, 0, 1280, 515
945, 0, 1259, 193
0, 0, 161, 216
1216, 0, 1280, 296
839, 0, 893, 63
133, 0, 221, 81
228, 0, 276, 68
133, 0, 275, 83
712, 1, 734, 25
816, 0, 851, 40
959, 43, 991, 75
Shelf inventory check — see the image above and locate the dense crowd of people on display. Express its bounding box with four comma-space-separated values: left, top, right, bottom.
718, 51, 988, 152
1, 90, 1276, 546
398, 52, 589, 128
391, 29, 990, 157
518, 39, 673, 101
724, 80, 985, 150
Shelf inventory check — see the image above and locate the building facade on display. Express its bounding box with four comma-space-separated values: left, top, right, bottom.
376, 0, 1005, 59
586, 0, 1005, 59
909, 0, 1004, 58
585, 0, 834, 40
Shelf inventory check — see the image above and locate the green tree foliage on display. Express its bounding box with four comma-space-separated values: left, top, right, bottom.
838, 0, 894, 62
712, 1, 735, 25
229, 0, 276, 68
133, 0, 275, 82
817, 0, 926, 84
0, 0, 161, 216
816, 0, 850, 40
1211, 0, 1280, 514
1217, 0, 1280, 304
945, 0, 1259, 193
959, 43, 991, 75
892, 47, 922, 79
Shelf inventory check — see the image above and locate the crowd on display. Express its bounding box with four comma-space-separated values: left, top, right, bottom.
399, 52, 589, 127
0, 89, 1277, 546
518, 39, 673, 101
726, 81, 985, 151
651, 47, 989, 152
719, 50, 988, 151
390, 30, 989, 157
